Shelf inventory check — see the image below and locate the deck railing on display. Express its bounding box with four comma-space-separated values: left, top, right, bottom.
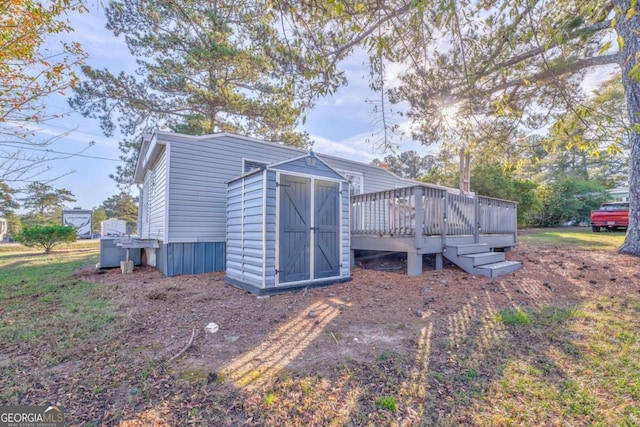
350, 185, 517, 240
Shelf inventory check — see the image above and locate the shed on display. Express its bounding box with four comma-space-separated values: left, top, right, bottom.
225, 153, 351, 295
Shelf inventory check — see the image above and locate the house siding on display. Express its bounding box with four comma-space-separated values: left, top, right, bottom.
157, 241, 225, 277
147, 149, 167, 241
139, 149, 167, 240
159, 133, 411, 244
318, 156, 408, 193
167, 135, 302, 243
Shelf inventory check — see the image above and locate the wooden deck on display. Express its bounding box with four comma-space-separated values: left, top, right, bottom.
350, 185, 519, 276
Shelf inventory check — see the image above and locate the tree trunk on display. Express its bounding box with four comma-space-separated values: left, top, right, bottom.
617, 0, 640, 255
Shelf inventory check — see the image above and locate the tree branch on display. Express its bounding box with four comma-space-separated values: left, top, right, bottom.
484, 53, 621, 95
479, 19, 614, 80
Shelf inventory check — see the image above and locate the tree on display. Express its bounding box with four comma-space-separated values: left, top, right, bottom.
14, 225, 76, 253
20, 182, 75, 225
0, 182, 19, 215
300, 0, 639, 251
542, 78, 630, 185
470, 164, 540, 226
70, 0, 344, 189
0, 0, 87, 182
372, 150, 437, 179
361, 0, 639, 252
92, 207, 107, 235
100, 192, 138, 232
529, 178, 609, 227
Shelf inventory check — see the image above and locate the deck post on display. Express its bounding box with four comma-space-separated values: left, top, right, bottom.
474, 197, 480, 243
414, 186, 424, 250
350, 249, 355, 267
407, 251, 422, 276
442, 192, 449, 249
435, 253, 443, 270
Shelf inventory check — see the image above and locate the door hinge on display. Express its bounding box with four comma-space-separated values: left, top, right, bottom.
275, 269, 279, 275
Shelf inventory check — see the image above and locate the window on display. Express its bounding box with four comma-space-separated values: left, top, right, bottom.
338, 171, 364, 196
243, 159, 269, 173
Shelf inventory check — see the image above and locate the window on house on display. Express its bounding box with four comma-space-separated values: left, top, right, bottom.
243, 159, 269, 173
338, 171, 364, 195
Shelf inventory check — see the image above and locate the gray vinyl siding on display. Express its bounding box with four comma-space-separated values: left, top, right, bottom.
139, 149, 167, 240
264, 170, 277, 287
139, 176, 149, 238
225, 178, 244, 283
167, 135, 302, 243
226, 171, 268, 288
341, 183, 350, 278
318, 156, 409, 193
140, 132, 416, 244
147, 149, 167, 241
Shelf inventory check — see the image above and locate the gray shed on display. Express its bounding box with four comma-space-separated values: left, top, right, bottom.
225, 153, 351, 295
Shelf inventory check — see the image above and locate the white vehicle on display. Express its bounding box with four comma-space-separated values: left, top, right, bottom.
0, 217, 7, 242
62, 209, 93, 239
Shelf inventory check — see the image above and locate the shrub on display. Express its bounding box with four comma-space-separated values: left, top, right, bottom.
14, 225, 77, 253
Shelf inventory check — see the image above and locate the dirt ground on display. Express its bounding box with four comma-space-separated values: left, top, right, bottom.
80, 241, 640, 381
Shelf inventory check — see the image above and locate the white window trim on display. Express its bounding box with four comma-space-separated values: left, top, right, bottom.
337, 170, 364, 195
242, 158, 269, 173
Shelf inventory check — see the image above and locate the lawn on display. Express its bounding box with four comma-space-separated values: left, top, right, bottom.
519, 227, 626, 251
0, 232, 638, 426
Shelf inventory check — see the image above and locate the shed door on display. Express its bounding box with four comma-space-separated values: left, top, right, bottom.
314, 180, 340, 279
279, 175, 311, 283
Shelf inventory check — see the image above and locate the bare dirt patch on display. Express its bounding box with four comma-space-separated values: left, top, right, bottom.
81, 243, 640, 376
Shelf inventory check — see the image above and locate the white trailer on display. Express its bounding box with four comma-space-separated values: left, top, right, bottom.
101, 218, 127, 236
0, 217, 7, 242
62, 209, 93, 239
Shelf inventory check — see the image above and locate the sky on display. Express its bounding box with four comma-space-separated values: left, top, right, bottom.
7, 6, 428, 212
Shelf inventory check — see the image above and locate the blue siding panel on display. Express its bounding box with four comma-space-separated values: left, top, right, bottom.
164, 242, 226, 277
157, 243, 168, 276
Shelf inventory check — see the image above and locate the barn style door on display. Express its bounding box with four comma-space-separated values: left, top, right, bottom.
279, 175, 311, 283
313, 180, 340, 279
279, 175, 341, 284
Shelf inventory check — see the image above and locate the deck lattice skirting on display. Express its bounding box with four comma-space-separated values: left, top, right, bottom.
350, 185, 521, 277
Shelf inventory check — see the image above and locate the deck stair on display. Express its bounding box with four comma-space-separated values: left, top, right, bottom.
444, 243, 521, 278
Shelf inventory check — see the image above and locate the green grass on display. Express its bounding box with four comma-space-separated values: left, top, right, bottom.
0, 239, 99, 253
375, 396, 398, 412
470, 297, 640, 426
496, 307, 532, 326
0, 244, 117, 359
518, 227, 626, 250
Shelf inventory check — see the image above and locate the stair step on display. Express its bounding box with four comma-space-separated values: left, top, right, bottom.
446, 243, 489, 256
476, 261, 522, 278
464, 251, 505, 266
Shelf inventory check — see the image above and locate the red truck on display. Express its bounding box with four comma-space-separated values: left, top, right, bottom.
590, 202, 629, 232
